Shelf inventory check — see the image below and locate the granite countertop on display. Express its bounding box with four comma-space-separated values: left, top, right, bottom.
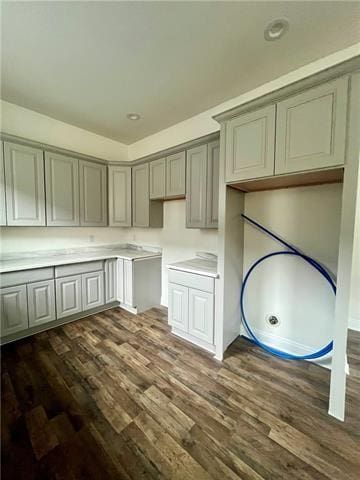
0, 244, 162, 273
167, 253, 218, 278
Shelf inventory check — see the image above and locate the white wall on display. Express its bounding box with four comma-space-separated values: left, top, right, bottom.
242, 184, 342, 358
0, 101, 128, 162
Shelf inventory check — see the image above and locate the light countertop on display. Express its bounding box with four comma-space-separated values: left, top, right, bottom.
167, 255, 218, 278
0, 244, 161, 273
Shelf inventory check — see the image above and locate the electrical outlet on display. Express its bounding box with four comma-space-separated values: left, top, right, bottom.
89, 235, 95, 243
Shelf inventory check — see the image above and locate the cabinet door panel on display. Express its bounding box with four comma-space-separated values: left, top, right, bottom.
27, 280, 56, 327
56, 275, 82, 319
150, 158, 165, 199
80, 160, 107, 226
0, 142, 6, 225
4, 142, 45, 226
123, 260, 133, 306
117, 259, 124, 303
82, 271, 104, 311
132, 164, 149, 227
225, 105, 275, 182
188, 288, 214, 344
276, 77, 348, 174
168, 283, 188, 332
0, 285, 28, 337
206, 140, 220, 229
105, 259, 117, 303
45, 153, 79, 226
108, 166, 131, 227
166, 151, 186, 197
186, 145, 207, 228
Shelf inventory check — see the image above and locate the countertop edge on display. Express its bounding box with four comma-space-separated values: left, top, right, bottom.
167, 265, 219, 279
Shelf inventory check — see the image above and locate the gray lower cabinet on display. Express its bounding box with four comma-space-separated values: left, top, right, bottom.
45, 152, 80, 226
132, 163, 163, 227
168, 282, 188, 332
4, 142, 46, 226
166, 151, 186, 197
108, 166, 132, 227
188, 288, 214, 344
225, 105, 276, 182
55, 274, 82, 319
275, 76, 348, 174
0, 142, 6, 225
104, 259, 118, 303
82, 271, 104, 311
186, 144, 208, 228
27, 279, 56, 327
0, 285, 28, 337
79, 160, 107, 226
150, 158, 166, 199
186, 141, 219, 229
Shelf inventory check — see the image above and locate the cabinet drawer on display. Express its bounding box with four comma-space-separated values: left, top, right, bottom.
1, 267, 54, 288
55, 261, 104, 278
168, 269, 214, 293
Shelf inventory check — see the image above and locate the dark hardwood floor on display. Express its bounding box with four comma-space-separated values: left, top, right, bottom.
1, 306, 359, 479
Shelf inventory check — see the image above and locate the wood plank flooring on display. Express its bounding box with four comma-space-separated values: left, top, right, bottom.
1, 306, 359, 479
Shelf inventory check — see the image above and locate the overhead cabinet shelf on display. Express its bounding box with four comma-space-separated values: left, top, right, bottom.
225, 76, 349, 188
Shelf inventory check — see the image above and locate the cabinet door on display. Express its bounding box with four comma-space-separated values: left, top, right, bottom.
0, 285, 28, 337
150, 158, 166, 199
132, 163, 149, 227
45, 152, 79, 226
82, 271, 104, 311
79, 160, 107, 226
186, 144, 207, 228
108, 166, 131, 227
225, 105, 276, 182
123, 260, 133, 306
27, 280, 56, 327
0, 142, 6, 226
166, 151, 186, 197
4, 142, 46, 226
55, 275, 82, 319
188, 288, 214, 344
275, 77, 348, 174
206, 140, 220, 229
105, 259, 117, 303
117, 259, 124, 303
168, 283, 188, 332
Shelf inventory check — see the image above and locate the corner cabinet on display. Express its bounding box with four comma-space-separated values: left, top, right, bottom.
186, 140, 219, 229
4, 142, 46, 226
79, 160, 107, 226
275, 77, 348, 174
225, 105, 276, 182
132, 163, 163, 227
108, 166, 132, 227
45, 152, 80, 226
0, 142, 6, 226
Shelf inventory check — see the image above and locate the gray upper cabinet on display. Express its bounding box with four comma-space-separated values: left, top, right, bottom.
0, 142, 6, 226
166, 151, 186, 197
0, 284, 28, 337
108, 166, 131, 227
132, 163, 163, 228
27, 279, 56, 327
225, 105, 276, 182
206, 140, 220, 229
275, 77, 349, 174
45, 152, 80, 226
150, 158, 166, 199
79, 160, 107, 226
4, 142, 46, 226
186, 144, 208, 228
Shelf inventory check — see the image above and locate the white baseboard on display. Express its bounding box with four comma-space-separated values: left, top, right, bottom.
348, 316, 360, 332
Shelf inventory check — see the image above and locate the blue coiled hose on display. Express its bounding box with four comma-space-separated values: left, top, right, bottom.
240, 214, 336, 360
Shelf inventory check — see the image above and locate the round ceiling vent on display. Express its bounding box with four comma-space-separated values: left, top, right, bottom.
264, 18, 289, 41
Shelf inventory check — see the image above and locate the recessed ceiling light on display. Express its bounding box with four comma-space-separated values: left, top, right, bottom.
264, 18, 289, 41
126, 113, 141, 121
